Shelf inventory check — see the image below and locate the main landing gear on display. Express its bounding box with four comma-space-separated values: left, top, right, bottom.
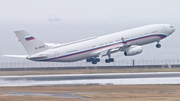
105, 51, 114, 63
156, 41, 161, 48
105, 58, 114, 63
86, 57, 100, 64
86, 50, 115, 64
86, 57, 114, 64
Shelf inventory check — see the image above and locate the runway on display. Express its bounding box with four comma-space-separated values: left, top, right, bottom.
1, 72, 180, 86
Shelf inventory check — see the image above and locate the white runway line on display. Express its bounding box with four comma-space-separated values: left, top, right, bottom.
1, 77, 180, 87
1, 72, 180, 87
1, 72, 180, 78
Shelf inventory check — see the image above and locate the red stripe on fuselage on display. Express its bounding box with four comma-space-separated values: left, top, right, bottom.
40, 34, 166, 61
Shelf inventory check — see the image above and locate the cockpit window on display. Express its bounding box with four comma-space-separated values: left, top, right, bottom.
170, 26, 174, 28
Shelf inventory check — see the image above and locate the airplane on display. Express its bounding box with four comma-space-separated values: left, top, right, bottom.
3, 24, 176, 64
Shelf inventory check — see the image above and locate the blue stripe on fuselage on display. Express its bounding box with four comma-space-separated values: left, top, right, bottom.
39, 34, 166, 61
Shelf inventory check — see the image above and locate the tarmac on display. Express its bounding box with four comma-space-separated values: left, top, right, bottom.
1, 72, 180, 86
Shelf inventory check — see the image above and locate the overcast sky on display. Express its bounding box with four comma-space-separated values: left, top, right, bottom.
0, 0, 179, 20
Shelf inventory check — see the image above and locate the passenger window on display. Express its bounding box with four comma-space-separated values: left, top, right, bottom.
100, 43, 104, 46
92, 45, 96, 48
116, 39, 121, 42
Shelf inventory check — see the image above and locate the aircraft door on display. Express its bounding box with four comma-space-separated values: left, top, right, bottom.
54, 51, 59, 57
162, 26, 167, 33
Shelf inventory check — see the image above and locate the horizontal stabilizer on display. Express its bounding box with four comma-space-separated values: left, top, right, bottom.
3, 55, 28, 58
27, 54, 48, 60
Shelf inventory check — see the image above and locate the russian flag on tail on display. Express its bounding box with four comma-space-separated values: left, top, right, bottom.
24, 35, 35, 41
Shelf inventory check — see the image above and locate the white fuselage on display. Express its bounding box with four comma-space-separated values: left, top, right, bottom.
28, 24, 175, 62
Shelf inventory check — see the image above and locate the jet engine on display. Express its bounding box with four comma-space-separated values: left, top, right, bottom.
124, 45, 143, 56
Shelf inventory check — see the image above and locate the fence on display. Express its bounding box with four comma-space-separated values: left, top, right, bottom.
0, 59, 180, 68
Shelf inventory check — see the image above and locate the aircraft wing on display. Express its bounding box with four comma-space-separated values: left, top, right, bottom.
3, 55, 28, 58
95, 38, 131, 57
92, 43, 122, 57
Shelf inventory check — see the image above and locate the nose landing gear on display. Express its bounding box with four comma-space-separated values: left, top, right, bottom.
156, 44, 161, 48
156, 41, 161, 48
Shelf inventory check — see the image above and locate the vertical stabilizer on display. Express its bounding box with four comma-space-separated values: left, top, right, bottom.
14, 30, 49, 55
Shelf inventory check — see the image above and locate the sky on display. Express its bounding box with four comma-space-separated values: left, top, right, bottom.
0, 0, 179, 21
0, 0, 179, 62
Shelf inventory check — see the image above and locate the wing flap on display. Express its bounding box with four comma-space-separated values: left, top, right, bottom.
95, 38, 132, 57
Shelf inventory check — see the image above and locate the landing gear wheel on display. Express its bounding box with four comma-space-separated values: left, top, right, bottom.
90, 57, 100, 64
156, 44, 161, 48
105, 59, 110, 63
92, 60, 97, 64
110, 58, 114, 62
86, 58, 91, 62
105, 58, 114, 63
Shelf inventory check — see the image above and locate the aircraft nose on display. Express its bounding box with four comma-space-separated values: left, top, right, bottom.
170, 25, 176, 33
172, 27, 176, 32
172, 28, 176, 33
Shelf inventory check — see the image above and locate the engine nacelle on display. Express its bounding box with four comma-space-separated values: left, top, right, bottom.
124, 46, 143, 56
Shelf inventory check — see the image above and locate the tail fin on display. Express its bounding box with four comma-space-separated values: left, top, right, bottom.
14, 30, 49, 55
